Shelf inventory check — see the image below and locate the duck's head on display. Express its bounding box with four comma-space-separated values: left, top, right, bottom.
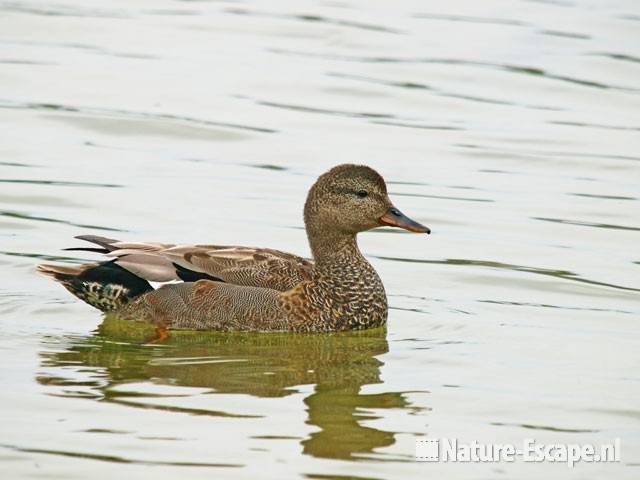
304, 164, 430, 237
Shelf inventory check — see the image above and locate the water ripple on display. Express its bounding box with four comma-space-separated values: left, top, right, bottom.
413, 13, 529, 26
550, 120, 640, 132
272, 49, 640, 93
226, 7, 403, 34
569, 193, 637, 201
0, 2, 130, 19
0, 39, 158, 60
0, 443, 242, 468
0, 99, 276, 134
251, 98, 397, 120
375, 256, 640, 293
533, 217, 640, 232
0, 251, 89, 264
490, 422, 598, 433
0, 58, 55, 66
538, 29, 590, 39
0, 179, 122, 188
391, 192, 493, 203
458, 143, 640, 163
0, 210, 123, 232
0, 161, 37, 168
370, 120, 462, 131
594, 52, 640, 65
478, 300, 635, 315
329, 72, 561, 111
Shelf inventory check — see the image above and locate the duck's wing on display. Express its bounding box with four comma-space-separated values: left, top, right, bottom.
69, 235, 313, 292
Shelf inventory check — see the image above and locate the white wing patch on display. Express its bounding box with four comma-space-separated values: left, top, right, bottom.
148, 280, 182, 289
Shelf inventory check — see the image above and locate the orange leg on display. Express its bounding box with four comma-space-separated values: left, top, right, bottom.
145, 324, 170, 344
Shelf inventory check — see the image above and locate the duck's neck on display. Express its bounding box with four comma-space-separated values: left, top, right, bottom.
307, 227, 364, 269
305, 221, 384, 296
305, 224, 388, 331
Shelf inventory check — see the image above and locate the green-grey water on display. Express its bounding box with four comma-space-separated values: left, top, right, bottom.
1, 0, 639, 478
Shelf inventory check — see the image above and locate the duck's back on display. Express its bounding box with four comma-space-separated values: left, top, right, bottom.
38, 235, 314, 324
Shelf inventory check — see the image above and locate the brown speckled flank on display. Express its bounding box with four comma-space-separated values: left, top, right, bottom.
38, 164, 430, 332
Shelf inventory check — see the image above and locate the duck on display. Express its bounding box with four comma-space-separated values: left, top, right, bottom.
38, 164, 430, 337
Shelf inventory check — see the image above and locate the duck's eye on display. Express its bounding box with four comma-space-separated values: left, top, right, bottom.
356, 190, 369, 198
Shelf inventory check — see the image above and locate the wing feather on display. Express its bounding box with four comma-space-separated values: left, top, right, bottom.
72, 237, 313, 291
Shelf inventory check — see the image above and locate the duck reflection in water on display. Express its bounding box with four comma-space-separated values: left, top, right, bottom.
38, 318, 416, 460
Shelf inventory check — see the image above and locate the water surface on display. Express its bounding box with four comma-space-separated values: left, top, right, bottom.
0, 0, 639, 478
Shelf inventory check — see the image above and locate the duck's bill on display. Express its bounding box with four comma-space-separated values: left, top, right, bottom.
379, 208, 431, 234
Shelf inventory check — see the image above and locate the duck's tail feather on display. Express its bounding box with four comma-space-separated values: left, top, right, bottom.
63, 235, 120, 254
37, 260, 153, 312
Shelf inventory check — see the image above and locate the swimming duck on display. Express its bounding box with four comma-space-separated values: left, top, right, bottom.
38, 164, 429, 336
